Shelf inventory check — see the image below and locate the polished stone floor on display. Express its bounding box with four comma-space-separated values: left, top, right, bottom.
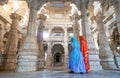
0, 70, 120, 78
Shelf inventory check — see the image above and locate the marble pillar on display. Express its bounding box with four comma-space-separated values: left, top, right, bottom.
64, 27, 69, 68
16, 8, 39, 72
96, 12, 116, 69
0, 23, 5, 71
46, 42, 52, 69
46, 29, 52, 69
80, 0, 102, 70
70, 14, 80, 40
4, 13, 21, 71
0, 24, 5, 53
37, 14, 46, 70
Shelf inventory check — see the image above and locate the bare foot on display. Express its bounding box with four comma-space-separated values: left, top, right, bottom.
87, 69, 91, 73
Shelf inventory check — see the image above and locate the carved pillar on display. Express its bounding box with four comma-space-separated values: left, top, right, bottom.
0, 23, 5, 71
80, 0, 102, 70
96, 12, 116, 69
70, 14, 80, 40
37, 14, 46, 70
46, 29, 52, 69
16, 8, 39, 72
64, 27, 68, 68
4, 13, 21, 71
0, 24, 5, 53
46, 42, 52, 68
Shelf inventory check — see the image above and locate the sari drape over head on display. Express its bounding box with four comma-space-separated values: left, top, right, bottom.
68, 37, 86, 73
79, 36, 91, 72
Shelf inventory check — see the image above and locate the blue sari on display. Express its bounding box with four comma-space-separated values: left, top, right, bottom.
68, 37, 86, 73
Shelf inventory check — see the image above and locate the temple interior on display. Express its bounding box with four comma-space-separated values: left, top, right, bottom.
0, 0, 120, 73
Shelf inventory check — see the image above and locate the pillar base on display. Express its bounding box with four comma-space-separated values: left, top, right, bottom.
100, 56, 116, 69
38, 57, 44, 70
114, 55, 120, 68
89, 50, 103, 70
45, 54, 52, 69
4, 53, 17, 71
16, 36, 38, 72
16, 51, 38, 72
86, 34, 102, 70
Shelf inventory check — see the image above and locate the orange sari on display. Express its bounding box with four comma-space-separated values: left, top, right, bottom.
79, 36, 91, 73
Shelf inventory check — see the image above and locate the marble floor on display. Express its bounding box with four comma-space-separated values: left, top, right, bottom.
0, 70, 120, 78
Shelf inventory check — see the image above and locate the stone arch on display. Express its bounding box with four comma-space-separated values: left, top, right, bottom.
51, 27, 64, 35
51, 44, 64, 66
51, 27, 64, 33
51, 27, 64, 41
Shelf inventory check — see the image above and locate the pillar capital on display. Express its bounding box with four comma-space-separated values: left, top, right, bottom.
37, 14, 47, 21
70, 13, 81, 21
10, 13, 21, 21
95, 12, 103, 24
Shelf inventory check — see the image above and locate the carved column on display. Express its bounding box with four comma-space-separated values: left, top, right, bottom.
0, 24, 5, 53
46, 28, 52, 69
0, 23, 5, 71
70, 14, 80, 40
80, 0, 102, 70
37, 14, 46, 70
96, 12, 116, 69
46, 42, 52, 69
16, 6, 39, 72
64, 27, 68, 68
4, 13, 21, 71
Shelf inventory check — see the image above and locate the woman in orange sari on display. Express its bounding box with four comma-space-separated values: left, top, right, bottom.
79, 36, 91, 73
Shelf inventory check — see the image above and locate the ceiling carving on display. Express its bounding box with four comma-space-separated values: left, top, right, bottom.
52, 27, 64, 33
44, 2, 71, 14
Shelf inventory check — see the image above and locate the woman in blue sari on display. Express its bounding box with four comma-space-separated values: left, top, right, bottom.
68, 37, 86, 73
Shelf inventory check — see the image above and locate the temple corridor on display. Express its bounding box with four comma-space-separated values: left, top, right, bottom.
0, 0, 120, 76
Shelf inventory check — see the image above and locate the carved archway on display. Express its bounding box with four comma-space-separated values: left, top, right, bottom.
51, 44, 64, 66
53, 52, 62, 66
